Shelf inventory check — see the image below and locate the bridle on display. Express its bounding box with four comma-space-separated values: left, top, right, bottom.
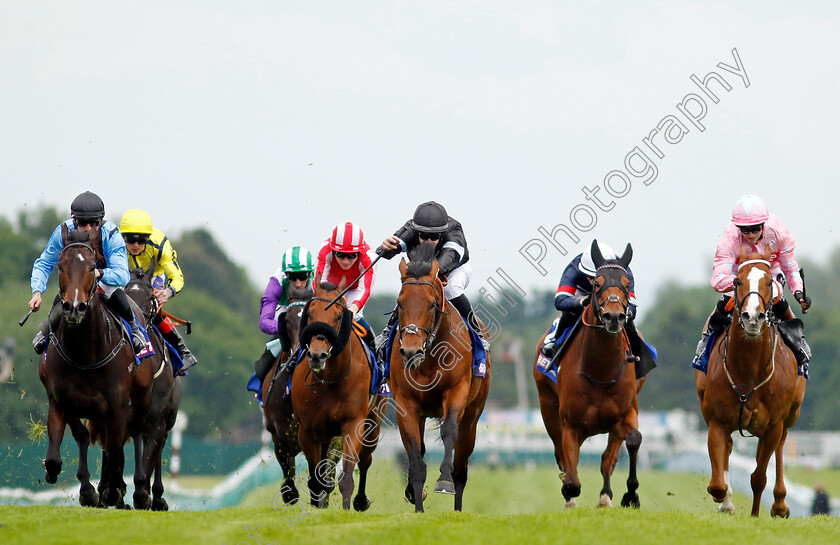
59, 242, 100, 309
125, 275, 160, 324
301, 296, 354, 384
582, 263, 631, 328
398, 278, 450, 354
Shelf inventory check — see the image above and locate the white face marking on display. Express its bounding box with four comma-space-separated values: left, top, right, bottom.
744, 267, 767, 319
73, 288, 79, 303
77, 253, 85, 262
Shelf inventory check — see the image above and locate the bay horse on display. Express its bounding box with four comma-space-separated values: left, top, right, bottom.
261, 284, 313, 506
533, 240, 644, 509
291, 275, 385, 510
696, 247, 806, 517
125, 258, 183, 510
389, 243, 491, 513
39, 224, 153, 507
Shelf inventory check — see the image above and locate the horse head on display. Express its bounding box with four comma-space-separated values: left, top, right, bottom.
284, 283, 314, 355
733, 246, 774, 337
590, 239, 633, 335
299, 274, 353, 372
57, 224, 102, 326
126, 257, 158, 322
397, 244, 444, 369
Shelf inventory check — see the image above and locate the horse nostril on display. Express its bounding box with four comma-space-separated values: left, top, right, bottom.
757, 312, 766, 322
77, 302, 87, 313
62, 301, 72, 313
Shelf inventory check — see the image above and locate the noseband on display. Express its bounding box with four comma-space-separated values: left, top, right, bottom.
733, 259, 775, 326
586, 263, 630, 327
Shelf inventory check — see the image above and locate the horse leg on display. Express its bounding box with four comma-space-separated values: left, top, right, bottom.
43, 400, 65, 484
771, 429, 791, 518
718, 435, 735, 514
338, 418, 367, 510
101, 418, 128, 507
535, 377, 564, 475
452, 402, 484, 512
435, 408, 462, 495
298, 428, 327, 508
132, 431, 151, 510
144, 423, 169, 511
598, 432, 622, 508
353, 406, 384, 512
275, 403, 301, 506
397, 407, 427, 512
706, 420, 730, 506
750, 422, 783, 517
560, 424, 582, 508
151, 456, 168, 511
66, 418, 98, 507
620, 428, 642, 508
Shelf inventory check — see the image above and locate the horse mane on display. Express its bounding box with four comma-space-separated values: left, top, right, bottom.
406, 243, 437, 278
67, 228, 92, 244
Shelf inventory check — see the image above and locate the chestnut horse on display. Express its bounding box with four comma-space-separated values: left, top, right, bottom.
261, 285, 313, 506
292, 276, 385, 510
533, 241, 644, 509
39, 225, 153, 507
696, 248, 806, 517
125, 258, 183, 510
389, 243, 492, 513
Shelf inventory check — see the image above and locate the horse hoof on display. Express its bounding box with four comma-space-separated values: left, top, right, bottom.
101, 487, 121, 507
620, 493, 640, 509
79, 489, 99, 508
133, 490, 152, 510
598, 494, 612, 508
434, 479, 455, 495
404, 485, 427, 504
151, 498, 169, 512
43, 459, 61, 484
116, 502, 132, 510
353, 495, 371, 512
565, 498, 577, 509
281, 485, 300, 506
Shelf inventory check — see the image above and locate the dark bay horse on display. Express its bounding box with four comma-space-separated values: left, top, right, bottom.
389, 244, 491, 513
39, 225, 153, 507
261, 284, 313, 506
533, 241, 644, 509
696, 248, 806, 517
125, 258, 183, 510
291, 276, 385, 510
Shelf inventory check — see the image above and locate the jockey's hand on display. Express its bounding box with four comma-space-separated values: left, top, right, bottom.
380, 236, 401, 253
438, 272, 448, 286
576, 294, 591, 309
154, 287, 173, 306
794, 290, 811, 313
348, 303, 360, 318
29, 291, 42, 312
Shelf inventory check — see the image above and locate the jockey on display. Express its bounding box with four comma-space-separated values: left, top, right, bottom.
315, 222, 378, 354
119, 209, 197, 374
252, 246, 314, 387
692, 194, 812, 366
376, 201, 488, 357
29, 191, 146, 355
540, 242, 636, 358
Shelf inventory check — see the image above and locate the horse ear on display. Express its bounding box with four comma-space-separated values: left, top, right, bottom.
739, 247, 748, 264
314, 272, 323, 292
399, 257, 408, 278
590, 239, 605, 269
429, 258, 439, 279
337, 275, 347, 292
619, 243, 633, 268
61, 222, 69, 245
763, 245, 771, 261
145, 256, 156, 279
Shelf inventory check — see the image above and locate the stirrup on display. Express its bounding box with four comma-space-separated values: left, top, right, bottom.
33, 332, 48, 355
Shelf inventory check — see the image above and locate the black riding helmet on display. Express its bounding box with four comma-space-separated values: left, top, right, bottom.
409, 201, 451, 233
70, 191, 105, 220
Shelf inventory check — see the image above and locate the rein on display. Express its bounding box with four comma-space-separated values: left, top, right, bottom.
301, 296, 355, 384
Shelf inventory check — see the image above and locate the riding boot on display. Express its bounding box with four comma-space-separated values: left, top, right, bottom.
450, 294, 490, 353
163, 327, 198, 373
775, 302, 812, 365
106, 288, 146, 353
374, 307, 398, 364
254, 349, 276, 385
540, 316, 561, 358
32, 297, 62, 355
692, 306, 731, 365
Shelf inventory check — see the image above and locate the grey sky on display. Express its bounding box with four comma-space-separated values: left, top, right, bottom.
2, 2, 838, 319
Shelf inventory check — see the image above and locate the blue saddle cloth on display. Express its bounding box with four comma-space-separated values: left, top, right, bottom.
536, 318, 658, 384
383, 316, 487, 380
690, 328, 808, 379
119, 317, 155, 368
247, 332, 388, 405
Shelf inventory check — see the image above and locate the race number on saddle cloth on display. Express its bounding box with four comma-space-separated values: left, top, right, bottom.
382, 317, 488, 380
247, 320, 388, 405
535, 314, 658, 384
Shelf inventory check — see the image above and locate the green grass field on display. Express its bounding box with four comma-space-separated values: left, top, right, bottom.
2, 464, 839, 545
